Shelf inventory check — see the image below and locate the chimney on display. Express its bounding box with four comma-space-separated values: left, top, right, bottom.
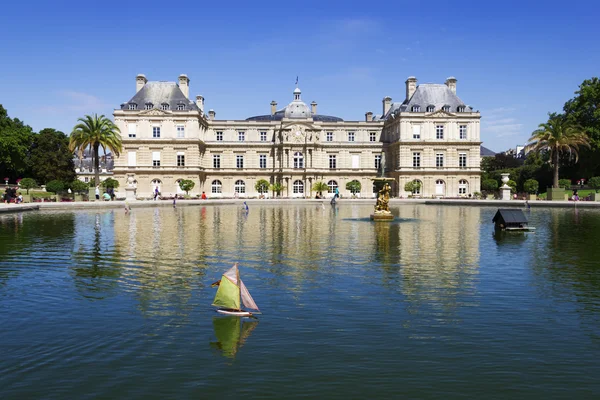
382, 96, 392, 116
405, 76, 417, 101
445, 76, 457, 94
136, 74, 147, 93
178, 74, 190, 99
196, 95, 204, 112
311, 101, 317, 115
208, 109, 215, 120
365, 111, 373, 122
270, 101, 277, 115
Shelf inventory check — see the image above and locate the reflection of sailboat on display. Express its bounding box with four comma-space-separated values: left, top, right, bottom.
210, 316, 258, 359
211, 263, 260, 317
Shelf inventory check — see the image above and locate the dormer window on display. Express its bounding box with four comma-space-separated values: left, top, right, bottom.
145, 103, 153, 110
161, 103, 169, 111
442, 105, 450, 112
128, 103, 137, 110
457, 105, 466, 112
177, 104, 185, 111
411, 105, 421, 112
426, 105, 435, 112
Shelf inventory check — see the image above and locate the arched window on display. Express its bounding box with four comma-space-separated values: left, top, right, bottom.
442, 105, 450, 112
411, 105, 421, 112
145, 103, 154, 110
458, 179, 469, 195
435, 179, 445, 196
293, 152, 304, 169
161, 103, 169, 111
426, 105, 435, 112
293, 180, 304, 194
457, 105, 466, 112
235, 180, 245, 194
327, 180, 338, 193
211, 180, 222, 194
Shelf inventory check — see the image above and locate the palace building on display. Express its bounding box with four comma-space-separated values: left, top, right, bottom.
112, 74, 481, 198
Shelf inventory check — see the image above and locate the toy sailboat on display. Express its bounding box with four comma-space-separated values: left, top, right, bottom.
211, 263, 260, 317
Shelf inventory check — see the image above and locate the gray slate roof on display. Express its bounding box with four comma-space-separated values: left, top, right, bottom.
246, 111, 343, 122
492, 209, 528, 225
480, 146, 496, 156
120, 82, 199, 111
380, 83, 473, 119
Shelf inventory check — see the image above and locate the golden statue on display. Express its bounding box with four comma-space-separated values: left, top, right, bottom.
374, 183, 391, 213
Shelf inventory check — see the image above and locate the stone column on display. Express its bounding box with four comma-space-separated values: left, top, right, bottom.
500, 173, 511, 200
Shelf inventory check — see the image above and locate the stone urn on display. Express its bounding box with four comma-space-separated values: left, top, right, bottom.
500, 173, 511, 200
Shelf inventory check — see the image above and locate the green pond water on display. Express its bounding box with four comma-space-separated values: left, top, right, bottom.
1, 204, 599, 399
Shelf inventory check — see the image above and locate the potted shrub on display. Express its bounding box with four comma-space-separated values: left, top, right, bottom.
404, 180, 421, 197
481, 179, 498, 199
70, 180, 89, 201
255, 179, 270, 198
588, 176, 600, 201
346, 180, 361, 198
18, 178, 37, 203
45, 180, 65, 201
269, 182, 286, 198
178, 179, 195, 196
523, 179, 539, 200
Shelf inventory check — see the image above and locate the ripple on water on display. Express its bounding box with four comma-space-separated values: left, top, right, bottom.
1, 205, 600, 398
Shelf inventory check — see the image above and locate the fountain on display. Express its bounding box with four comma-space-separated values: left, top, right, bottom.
370, 152, 395, 221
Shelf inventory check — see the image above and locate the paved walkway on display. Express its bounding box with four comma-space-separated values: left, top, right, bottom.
1, 197, 600, 215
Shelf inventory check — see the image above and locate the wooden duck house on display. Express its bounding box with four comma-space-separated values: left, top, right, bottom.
492, 209, 534, 231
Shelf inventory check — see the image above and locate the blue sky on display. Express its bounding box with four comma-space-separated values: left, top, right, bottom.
1, 0, 598, 152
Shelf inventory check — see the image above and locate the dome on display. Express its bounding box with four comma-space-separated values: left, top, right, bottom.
284, 86, 311, 119
284, 100, 311, 118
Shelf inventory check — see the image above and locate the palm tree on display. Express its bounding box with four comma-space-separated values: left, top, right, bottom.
312, 181, 329, 198
525, 113, 590, 188
70, 114, 122, 186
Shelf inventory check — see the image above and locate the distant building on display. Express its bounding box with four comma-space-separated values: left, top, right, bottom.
112, 74, 482, 198
74, 149, 114, 183
480, 145, 496, 163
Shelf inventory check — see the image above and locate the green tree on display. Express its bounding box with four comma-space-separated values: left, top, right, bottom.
0, 105, 34, 181
45, 180, 65, 194
29, 128, 76, 184
101, 178, 120, 189
269, 182, 285, 197
404, 180, 421, 196
19, 177, 37, 194
526, 113, 590, 188
312, 181, 329, 197
70, 180, 89, 194
178, 179, 195, 195
524, 179, 539, 194
254, 179, 270, 194
588, 176, 600, 193
563, 77, 600, 177
346, 180, 361, 195
69, 114, 122, 186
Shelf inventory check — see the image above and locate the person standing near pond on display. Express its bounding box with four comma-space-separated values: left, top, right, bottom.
154, 186, 159, 201
95, 185, 100, 200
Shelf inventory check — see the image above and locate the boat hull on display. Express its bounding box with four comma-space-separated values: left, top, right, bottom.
216, 309, 253, 317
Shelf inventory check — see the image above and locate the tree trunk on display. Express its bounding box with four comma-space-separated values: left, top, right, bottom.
553, 149, 559, 188
94, 143, 100, 187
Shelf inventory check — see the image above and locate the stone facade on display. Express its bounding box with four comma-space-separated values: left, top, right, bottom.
113, 74, 481, 199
